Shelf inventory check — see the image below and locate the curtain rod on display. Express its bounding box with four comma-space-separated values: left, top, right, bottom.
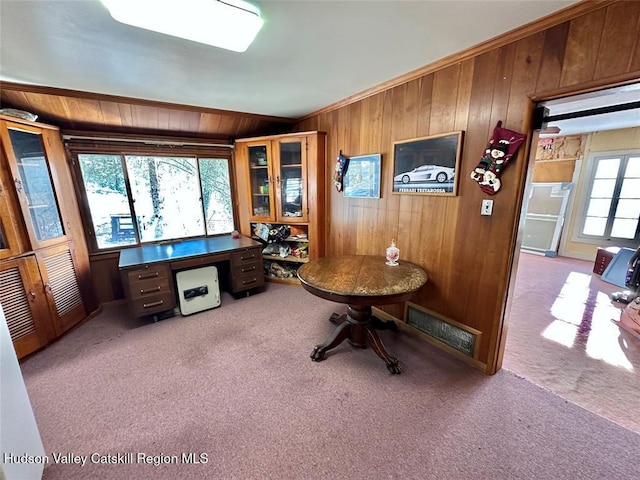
62, 134, 234, 149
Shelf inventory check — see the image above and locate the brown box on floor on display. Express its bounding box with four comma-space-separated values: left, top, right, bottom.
593, 247, 620, 275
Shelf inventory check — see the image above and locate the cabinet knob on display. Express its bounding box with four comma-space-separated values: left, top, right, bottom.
29, 290, 36, 299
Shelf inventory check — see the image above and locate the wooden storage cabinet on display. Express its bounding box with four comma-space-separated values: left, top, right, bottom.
0, 256, 55, 358
0, 114, 96, 358
235, 132, 326, 284
593, 247, 620, 275
229, 246, 264, 293
36, 242, 87, 335
123, 264, 176, 317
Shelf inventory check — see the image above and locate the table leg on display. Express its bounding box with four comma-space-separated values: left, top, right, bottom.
311, 321, 352, 361
366, 328, 401, 374
311, 305, 402, 374
371, 315, 398, 332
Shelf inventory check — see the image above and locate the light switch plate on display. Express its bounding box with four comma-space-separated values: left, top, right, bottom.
481, 199, 493, 216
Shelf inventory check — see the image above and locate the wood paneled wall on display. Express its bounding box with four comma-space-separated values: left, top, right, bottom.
296, 0, 640, 373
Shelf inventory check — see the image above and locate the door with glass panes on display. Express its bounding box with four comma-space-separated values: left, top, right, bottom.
275, 137, 307, 223
0, 121, 67, 250
0, 162, 24, 259
244, 136, 307, 223
246, 140, 275, 222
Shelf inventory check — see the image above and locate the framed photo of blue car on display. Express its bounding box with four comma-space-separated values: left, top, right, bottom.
392, 131, 464, 196
343, 153, 382, 198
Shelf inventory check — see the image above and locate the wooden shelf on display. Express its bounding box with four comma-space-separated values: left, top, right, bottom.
263, 254, 309, 263
251, 235, 309, 243
286, 236, 308, 243
16, 160, 44, 167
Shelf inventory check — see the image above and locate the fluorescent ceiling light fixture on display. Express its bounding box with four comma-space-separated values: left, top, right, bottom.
100, 0, 263, 52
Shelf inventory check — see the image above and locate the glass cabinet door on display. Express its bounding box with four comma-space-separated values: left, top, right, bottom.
5, 126, 65, 247
1, 166, 22, 258
276, 139, 307, 222
0, 216, 15, 259
248, 143, 274, 220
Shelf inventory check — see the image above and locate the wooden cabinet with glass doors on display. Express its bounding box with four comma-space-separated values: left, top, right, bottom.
234, 131, 326, 283
0, 114, 96, 358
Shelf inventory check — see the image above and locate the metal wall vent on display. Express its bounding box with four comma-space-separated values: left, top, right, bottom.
406, 303, 480, 358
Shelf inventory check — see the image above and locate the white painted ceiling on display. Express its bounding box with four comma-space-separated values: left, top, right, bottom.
1, 0, 580, 119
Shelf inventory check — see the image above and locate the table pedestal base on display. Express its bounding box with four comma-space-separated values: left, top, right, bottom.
310, 305, 401, 374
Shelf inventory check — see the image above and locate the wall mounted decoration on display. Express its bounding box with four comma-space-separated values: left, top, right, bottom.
392, 131, 464, 196
470, 121, 526, 195
343, 153, 382, 198
332, 150, 350, 192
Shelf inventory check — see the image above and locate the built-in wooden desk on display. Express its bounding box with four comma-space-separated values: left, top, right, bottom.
118, 235, 264, 317
298, 255, 428, 374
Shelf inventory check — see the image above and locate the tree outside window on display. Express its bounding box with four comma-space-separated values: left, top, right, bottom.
77, 153, 234, 249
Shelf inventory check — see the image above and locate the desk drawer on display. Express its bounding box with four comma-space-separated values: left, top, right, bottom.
125, 264, 174, 316
230, 247, 264, 293
232, 270, 264, 292
129, 277, 173, 300
231, 248, 261, 266
130, 293, 177, 317
127, 264, 171, 283
170, 252, 228, 271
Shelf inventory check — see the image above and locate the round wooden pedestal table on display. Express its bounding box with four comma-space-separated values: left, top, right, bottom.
297, 255, 428, 374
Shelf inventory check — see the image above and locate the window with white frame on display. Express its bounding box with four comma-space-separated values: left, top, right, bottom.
73, 151, 234, 250
579, 152, 640, 245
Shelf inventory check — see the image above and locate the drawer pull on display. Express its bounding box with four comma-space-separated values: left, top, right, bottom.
138, 272, 159, 280
140, 286, 161, 294
240, 254, 256, 261
241, 265, 256, 273
143, 300, 164, 309
242, 277, 257, 286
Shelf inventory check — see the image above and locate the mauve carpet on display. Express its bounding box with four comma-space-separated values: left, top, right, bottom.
504, 252, 640, 434
21, 283, 640, 480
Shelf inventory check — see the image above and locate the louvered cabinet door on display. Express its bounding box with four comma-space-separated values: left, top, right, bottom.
36, 242, 86, 336
0, 256, 55, 358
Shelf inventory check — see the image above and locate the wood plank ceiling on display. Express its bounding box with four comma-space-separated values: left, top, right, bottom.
0, 82, 297, 141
